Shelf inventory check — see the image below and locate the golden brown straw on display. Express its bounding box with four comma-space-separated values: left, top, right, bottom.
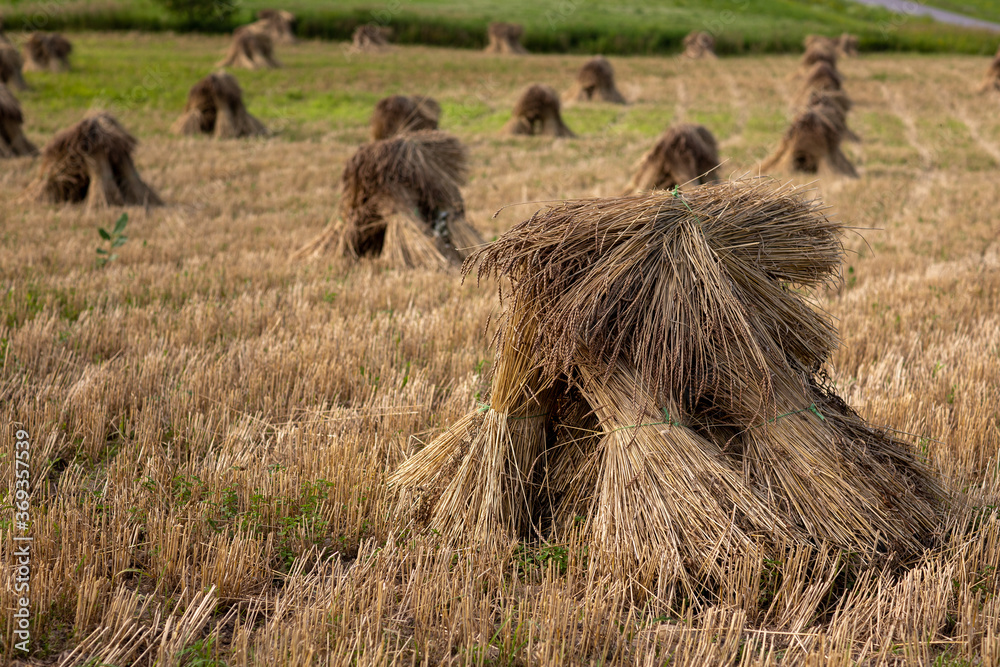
25, 112, 162, 209
567, 56, 626, 104
760, 105, 858, 177
351, 25, 392, 53
171, 71, 267, 139
219, 27, 280, 69
0, 42, 27, 90
503, 84, 576, 137
298, 130, 482, 268
0, 82, 37, 157
392, 180, 944, 588
23, 32, 72, 72
624, 123, 720, 193
370, 95, 440, 140
683, 31, 717, 59
251, 9, 296, 44
484, 22, 527, 54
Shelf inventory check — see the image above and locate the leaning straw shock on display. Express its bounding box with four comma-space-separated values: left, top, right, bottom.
392, 180, 945, 588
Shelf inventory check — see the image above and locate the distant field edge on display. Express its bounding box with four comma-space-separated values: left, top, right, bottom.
1, 5, 998, 56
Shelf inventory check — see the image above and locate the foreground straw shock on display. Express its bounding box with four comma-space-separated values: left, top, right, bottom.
391, 179, 947, 592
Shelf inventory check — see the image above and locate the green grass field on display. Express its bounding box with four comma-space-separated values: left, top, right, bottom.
927, 0, 1000, 23
1, 0, 999, 54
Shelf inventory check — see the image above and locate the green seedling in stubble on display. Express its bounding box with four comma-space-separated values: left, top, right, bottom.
96, 213, 129, 268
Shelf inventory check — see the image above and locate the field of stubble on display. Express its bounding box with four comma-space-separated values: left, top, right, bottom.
1, 32, 999, 666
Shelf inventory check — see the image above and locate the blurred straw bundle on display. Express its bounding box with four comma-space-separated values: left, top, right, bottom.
296, 130, 483, 268
392, 179, 944, 591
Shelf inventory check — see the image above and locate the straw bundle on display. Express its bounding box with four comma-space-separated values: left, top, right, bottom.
370, 95, 440, 140
838, 33, 859, 57
484, 22, 527, 55
0, 83, 37, 157
503, 84, 576, 138
351, 25, 392, 53
804, 35, 835, 50
760, 105, 858, 178
978, 50, 1000, 93
251, 9, 296, 44
566, 56, 626, 104
796, 61, 844, 103
807, 33, 857, 57
0, 43, 28, 90
805, 89, 860, 143
624, 123, 720, 194
26, 112, 162, 209
23, 32, 72, 72
799, 42, 838, 74
391, 181, 943, 588
171, 71, 267, 139
299, 131, 482, 268
218, 27, 280, 69
683, 31, 717, 59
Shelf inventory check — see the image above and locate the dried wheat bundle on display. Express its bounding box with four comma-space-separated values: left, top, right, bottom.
251, 9, 296, 44
171, 71, 267, 139
978, 51, 1000, 93
566, 56, 626, 104
370, 95, 440, 140
624, 123, 720, 193
503, 84, 576, 137
26, 112, 162, 209
683, 31, 716, 59
297, 131, 482, 268
0, 42, 27, 90
485, 22, 527, 55
804, 89, 860, 143
351, 25, 392, 53
219, 27, 280, 70
837, 33, 859, 57
796, 61, 844, 102
391, 181, 944, 588
23, 32, 71, 72
0, 82, 37, 157
760, 105, 858, 178
799, 42, 838, 75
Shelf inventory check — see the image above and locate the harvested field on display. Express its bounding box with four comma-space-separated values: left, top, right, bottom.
1, 33, 999, 665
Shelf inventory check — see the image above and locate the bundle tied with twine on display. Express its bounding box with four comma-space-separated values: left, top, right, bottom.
0, 82, 37, 157
391, 180, 945, 590
25, 112, 162, 209
171, 71, 267, 139
296, 130, 483, 269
